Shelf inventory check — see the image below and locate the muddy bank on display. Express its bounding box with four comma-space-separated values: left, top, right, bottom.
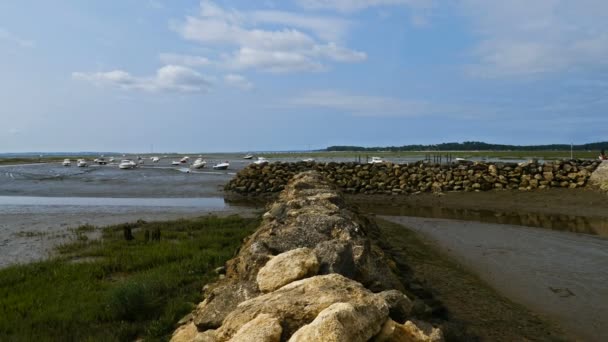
348, 187, 608, 223
375, 218, 567, 341
382, 216, 608, 341
349, 189, 608, 237
0, 204, 259, 269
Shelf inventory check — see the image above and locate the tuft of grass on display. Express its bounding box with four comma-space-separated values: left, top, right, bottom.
0, 214, 259, 342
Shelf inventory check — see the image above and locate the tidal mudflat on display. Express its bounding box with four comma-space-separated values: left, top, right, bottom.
0, 162, 259, 267
382, 215, 608, 341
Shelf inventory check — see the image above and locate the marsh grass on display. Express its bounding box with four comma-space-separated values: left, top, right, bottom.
0, 215, 259, 342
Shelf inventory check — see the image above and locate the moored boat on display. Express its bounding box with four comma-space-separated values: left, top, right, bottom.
243, 154, 254, 160
368, 156, 384, 164
77, 159, 88, 167
191, 158, 207, 169
253, 157, 269, 165
212, 161, 230, 170
119, 159, 137, 169
62, 159, 71, 166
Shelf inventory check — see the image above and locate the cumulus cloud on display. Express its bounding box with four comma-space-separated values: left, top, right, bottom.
0, 28, 34, 48
224, 74, 254, 90
72, 65, 211, 93
171, 1, 366, 73
461, 0, 608, 77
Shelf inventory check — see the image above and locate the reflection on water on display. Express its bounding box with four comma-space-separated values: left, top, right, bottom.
0, 196, 227, 208
357, 203, 608, 237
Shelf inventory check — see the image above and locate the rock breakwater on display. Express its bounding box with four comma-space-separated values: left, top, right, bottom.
172, 172, 444, 342
225, 160, 601, 196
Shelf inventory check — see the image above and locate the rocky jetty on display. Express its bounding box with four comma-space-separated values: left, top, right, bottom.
172, 172, 444, 342
225, 160, 601, 196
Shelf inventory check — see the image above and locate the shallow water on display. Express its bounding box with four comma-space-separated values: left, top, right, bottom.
359, 203, 608, 237
383, 216, 608, 341
0, 196, 226, 208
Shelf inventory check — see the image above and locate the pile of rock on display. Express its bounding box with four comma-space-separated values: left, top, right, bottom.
589, 161, 608, 192
225, 160, 601, 196
172, 172, 444, 342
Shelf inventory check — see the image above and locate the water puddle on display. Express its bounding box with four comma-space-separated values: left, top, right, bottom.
0, 196, 227, 208
358, 203, 608, 237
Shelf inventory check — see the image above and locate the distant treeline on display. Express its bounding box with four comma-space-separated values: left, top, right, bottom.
326, 141, 608, 152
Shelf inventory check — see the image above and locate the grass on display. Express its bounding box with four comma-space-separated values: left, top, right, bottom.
0, 215, 259, 342
374, 218, 567, 341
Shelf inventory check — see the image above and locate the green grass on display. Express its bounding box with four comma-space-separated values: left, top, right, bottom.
0, 215, 259, 342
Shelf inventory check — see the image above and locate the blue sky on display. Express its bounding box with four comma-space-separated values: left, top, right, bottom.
1, 0, 607, 152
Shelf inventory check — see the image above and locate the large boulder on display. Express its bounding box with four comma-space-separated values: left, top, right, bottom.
288, 302, 387, 342
214, 274, 389, 340
230, 314, 282, 342
193, 282, 259, 329
257, 247, 320, 292
589, 161, 608, 191
374, 319, 444, 342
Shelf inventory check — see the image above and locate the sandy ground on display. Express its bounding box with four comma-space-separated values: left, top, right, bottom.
382, 216, 608, 342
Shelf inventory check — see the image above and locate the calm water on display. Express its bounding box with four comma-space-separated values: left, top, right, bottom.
359, 203, 608, 237
0, 196, 226, 208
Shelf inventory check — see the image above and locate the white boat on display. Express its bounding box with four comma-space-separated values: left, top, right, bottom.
454, 158, 469, 162
94, 158, 107, 165
191, 158, 207, 169
243, 154, 254, 160
213, 161, 230, 170
180, 156, 190, 164
253, 157, 269, 165
171, 161, 181, 166
151, 157, 160, 163
302, 158, 315, 162
368, 156, 384, 164
109, 157, 115, 163
119, 159, 137, 169
77, 159, 88, 167
62, 159, 71, 166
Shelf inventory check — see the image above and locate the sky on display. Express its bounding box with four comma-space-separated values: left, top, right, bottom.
1, 0, 607, 153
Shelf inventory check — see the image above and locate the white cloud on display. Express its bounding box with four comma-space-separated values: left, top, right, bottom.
461, 0, 608, 77
313, 43, 367, 62
0, 28, 34, 48
172, 1, 366, 72
224, 74, 254, 90
227, 48, 325, 73
159, 53, 210, 67
249, 10, 352, 41
72, 65, 211, 93
296, 0, 432, 12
